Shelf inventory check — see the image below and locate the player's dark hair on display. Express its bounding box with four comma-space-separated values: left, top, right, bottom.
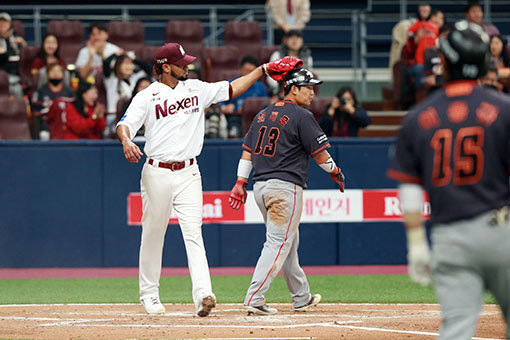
336, 86, 358, 106
153, 63, 164, 76
36, 33, 61, 61
283, 84, 299, 96
88, 22, 107, 35
489, 34, 510, 67
74, 81, 96, 118
240, 56, 259, 68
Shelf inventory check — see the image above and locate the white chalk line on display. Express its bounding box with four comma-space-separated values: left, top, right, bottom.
0, 303, 504, 339
37, 321, 362, 328
0, 302, 445, 307
331, 323, 504, 340
24, 321, 506, 340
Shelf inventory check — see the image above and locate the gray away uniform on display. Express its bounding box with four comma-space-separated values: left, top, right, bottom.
241, 100, 330, 307
389, 81, 510, 340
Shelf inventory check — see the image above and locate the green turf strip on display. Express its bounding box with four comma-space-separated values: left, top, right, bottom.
0, 274, 495, 305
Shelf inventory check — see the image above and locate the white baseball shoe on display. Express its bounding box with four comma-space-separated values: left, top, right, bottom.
140, 294, 165, 315
294, 293, 321, 312
197, 295, 216, 317
245, 304, 278, 315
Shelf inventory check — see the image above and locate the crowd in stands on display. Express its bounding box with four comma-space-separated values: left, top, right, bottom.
0, 0, 370, 140
0, 2, 371, 141
391, 1, 509, 109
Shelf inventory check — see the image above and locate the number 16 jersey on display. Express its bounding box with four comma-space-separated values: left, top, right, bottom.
242, 100, 330, 188
388, 80, 510, 225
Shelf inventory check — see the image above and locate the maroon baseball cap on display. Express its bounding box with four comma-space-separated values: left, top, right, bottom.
154, 43, 196, 67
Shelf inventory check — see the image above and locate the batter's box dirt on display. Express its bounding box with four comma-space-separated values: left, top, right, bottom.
0, 303, 505, 339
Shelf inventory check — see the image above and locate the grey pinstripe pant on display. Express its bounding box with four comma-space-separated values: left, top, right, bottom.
244, 179, 312, 308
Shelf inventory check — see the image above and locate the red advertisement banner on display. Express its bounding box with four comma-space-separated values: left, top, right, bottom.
127, 192, 245, 225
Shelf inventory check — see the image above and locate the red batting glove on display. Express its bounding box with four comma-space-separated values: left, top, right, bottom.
330, 168, 345, 193
263, 56, 304, 82
229, 180, 248, 210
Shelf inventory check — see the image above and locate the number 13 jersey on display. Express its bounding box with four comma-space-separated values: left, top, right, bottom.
242, 100, 330, 188
388, 80, 510, 225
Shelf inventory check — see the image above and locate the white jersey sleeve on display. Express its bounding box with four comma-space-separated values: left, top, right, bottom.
75, 47, 90, 68
198, 80, 230, 108
116, 91, 147, 140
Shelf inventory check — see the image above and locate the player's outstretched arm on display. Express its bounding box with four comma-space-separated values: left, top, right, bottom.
313, 150, 345, 192
117, 125, 144, 163
229, 66, 265, 99
229, 56, 303, 99
399, 183, 431, 286
229, 151, 252, 210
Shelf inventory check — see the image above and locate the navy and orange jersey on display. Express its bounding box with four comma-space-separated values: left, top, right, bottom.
242, 100, 330, 188
388, 80, 510, 225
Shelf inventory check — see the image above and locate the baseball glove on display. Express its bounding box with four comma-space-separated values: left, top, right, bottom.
263, 56, 304, 82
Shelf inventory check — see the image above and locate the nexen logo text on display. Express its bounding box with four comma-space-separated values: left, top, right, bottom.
155, 96, 199, 119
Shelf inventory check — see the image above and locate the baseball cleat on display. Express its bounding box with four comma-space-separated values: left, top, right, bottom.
244, 304, 278, 315
294, 293, 322, 312
140, 295, 165, 315
197, 295, 216, 317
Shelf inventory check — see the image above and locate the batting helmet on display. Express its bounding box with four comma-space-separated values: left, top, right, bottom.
282, 67, 323, 91
438, 20, 490, 81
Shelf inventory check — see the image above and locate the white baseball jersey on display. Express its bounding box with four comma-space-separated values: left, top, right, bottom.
117, 79, 230, 161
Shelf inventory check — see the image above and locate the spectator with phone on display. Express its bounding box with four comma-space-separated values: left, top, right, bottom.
319, 86, 371, 137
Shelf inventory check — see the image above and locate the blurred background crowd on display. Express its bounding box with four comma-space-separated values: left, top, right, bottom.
0, 0, 508, 141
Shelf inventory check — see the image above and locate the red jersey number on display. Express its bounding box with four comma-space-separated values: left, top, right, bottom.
430, 127, 484, 186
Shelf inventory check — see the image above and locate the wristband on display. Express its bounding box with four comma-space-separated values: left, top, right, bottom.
318, 157, 337, 173
262, 63, 268, 75
398, 183, 423, 213
237, 158, 253, 178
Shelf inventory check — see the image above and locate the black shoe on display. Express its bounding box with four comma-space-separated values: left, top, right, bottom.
244, 304, 278, 315
294, 294, 321, 312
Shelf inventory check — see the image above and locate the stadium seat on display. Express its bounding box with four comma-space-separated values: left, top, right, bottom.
135, 45, 159, 66
0, 96, 30, 140
305, 97, 333, 122
45, 20, 85, 65
224, 20, 263, 60
94, 72, 107, 106
0, 70, 9, 96
11, 20, 25, 38
165, 20, 203, 64
216, 69, 241, 82
201, 46, 241, 82
258, 45, 279, 64
241, 97, 270, 136
19, 46, 40, 94
108, 21, 145, 51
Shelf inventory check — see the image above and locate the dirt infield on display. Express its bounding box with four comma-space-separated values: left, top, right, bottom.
0, 303, 505, 339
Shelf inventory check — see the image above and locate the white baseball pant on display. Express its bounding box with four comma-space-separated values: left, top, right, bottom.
138, 159, 214, 310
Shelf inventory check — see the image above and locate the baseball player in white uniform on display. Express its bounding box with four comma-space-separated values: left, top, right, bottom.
116, 43, 297, 317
